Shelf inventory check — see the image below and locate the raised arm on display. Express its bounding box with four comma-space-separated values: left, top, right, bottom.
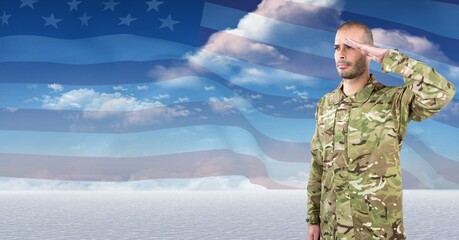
345, 38, 455, 121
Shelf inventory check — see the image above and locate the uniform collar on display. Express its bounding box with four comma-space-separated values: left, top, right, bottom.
332, 74, 377, 105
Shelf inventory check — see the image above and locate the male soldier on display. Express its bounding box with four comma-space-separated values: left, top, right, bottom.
306, 21, 456, 239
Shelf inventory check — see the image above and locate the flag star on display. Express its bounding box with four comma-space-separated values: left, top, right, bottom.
42, 13, 62, 28
145, 0, 163, 12
20, 0, 39, 9
79, 11, 92, 27
67, 0, 82, 12
1, 11, 11, 26
103, 0, 120, 11
159, 14, 179, 31
118, 13, 137, 26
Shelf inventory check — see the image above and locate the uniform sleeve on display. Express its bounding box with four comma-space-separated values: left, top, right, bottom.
381, 49, 456, 121
306, 99, 324, 225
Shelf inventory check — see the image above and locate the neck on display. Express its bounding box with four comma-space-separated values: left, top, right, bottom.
342, 73, 370, 96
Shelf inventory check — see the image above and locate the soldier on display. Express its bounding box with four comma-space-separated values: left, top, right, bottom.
306, 21, 456, 239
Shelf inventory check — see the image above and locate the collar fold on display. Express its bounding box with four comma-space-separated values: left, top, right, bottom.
331, 75, 377, 105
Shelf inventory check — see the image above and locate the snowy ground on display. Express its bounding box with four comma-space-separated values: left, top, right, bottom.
0, 190, 458, 239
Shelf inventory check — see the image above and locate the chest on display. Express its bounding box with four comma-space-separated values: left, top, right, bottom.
316, 100, 399, 156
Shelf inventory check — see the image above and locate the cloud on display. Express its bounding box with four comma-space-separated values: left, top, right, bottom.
39, 88, 195, 127
41, 88, 164, 111
153, 93, 170, 100
40, 88, 194, 128
200, 31, 289, 66
113, 85, 128, 91
204, 85, 216, 91
293, 90, 308, 100
147, 63, 202, 88
209, 96, 254, 114
3, 107, 18, 112
174, 97, 190, 104
286, 0, 340, 7
0, 176, 267, 191
161, 0, 341, 87
276, 171, 308, 188
372, 28, 452, 63
121, 104, 192, 126
48, 83, 63, 92
137, 85, 148, 90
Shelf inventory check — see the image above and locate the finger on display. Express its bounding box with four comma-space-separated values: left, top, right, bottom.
344, 38, 369, 54
344, 38, 359, 48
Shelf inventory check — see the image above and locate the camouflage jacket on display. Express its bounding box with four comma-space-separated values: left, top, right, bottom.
306, 50, 455, 239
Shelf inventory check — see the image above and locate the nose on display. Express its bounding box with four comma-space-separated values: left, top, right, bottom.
336, 47, 346, 60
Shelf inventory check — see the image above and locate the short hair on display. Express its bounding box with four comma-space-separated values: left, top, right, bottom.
337, 21, 373, 44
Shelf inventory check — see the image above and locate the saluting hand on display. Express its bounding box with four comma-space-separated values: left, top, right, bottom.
344, 38, 388, 63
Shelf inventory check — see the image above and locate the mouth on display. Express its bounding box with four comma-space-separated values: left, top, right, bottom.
337, 62, 350, 69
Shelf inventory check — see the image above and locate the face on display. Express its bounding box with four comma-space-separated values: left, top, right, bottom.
334, 27, 370, 80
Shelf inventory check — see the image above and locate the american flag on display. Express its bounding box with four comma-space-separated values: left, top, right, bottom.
0, 0, 458, 190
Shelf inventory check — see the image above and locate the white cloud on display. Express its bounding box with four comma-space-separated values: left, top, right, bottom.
148, 0, 342, 87
233, 0, 342, 40
153, 93, 170, 100
293, 90, 308, 99
286, 0, 340, 7
174, 97, 190, 103
200, 30, 289, 66
277, 171, 308, 188
209, 96, 254, 114
0, 176, 267, 191
147, 65, 202, 89
294, 103, 315, 110
120, 104, 191, 126
137, 85, 148, 90
41, 88, 164, 111
204, 85, 216, 91
113, 85, 128, 91
372, 28, 451, 63
285, 84, 297, 91
48, 83, 63, 92
3, 107, 18, 112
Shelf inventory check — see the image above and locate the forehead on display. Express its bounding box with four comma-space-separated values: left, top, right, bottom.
334, 27, 366, 43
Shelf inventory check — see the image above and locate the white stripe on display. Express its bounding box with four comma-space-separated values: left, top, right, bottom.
401, 145, 459, 188
0, 125, 308, 181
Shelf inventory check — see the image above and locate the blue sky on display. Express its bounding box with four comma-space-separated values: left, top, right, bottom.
0, 0, 458, 190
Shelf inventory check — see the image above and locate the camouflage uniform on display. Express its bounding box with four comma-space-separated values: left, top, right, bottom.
306, 49, 456, 239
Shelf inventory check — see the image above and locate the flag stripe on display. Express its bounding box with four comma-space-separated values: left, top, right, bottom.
0, 36, 405, 85
402, 145, 459, 189
0, 150, 297, 189
405, 133, 459, 184
0, 35, 196, 64
1, 110, 459, 168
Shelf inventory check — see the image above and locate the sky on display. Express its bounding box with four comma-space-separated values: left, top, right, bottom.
0, 0, 458, 190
